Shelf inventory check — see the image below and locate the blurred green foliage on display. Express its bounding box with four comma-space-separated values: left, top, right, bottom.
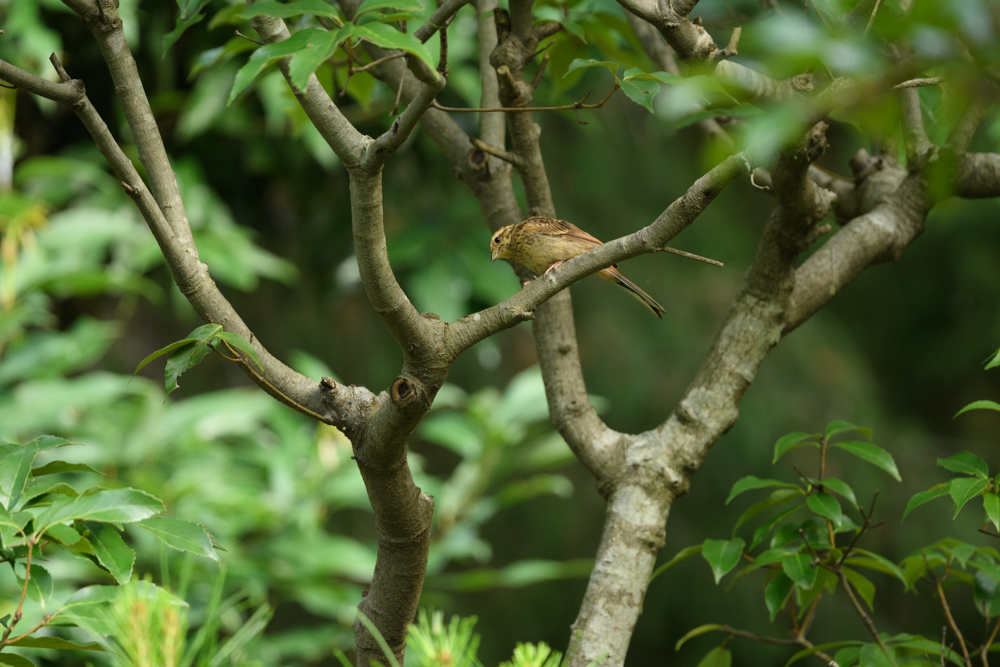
1, 0, 999, 664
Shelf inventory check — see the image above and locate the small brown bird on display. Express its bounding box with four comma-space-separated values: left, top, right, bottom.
490, 217, 667, 318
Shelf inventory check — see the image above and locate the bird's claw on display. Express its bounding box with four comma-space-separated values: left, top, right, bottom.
543, 260, 564, 276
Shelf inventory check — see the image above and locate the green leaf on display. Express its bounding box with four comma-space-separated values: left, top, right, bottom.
844, 549, 907, 587
214, 331, 264, 372
902, 483, 950, 521
829, 440, 901, 481
353, 23, 434, 67
0, 440, 39, 510
938, 451, 989, 478
620, 78, 658, 112
747, 547, 796, 571
733, 488, 800, 535
695, 646, 731, 667
6, 636, 104, 651
44, 522, 82, 545
288, 26, 353, 92
164, 340, 213, 396
17, 563, 52, 605
765, 571, 794, 621
135, 517, 220, 562
986, 347, 1000, 370
781, 552, 818, 589
87, 525, 135, 585
564, 58, 618, 78
825, 420, 872, 440
164, 8, 205, 55
950, 477, 990, 518
241, 0, 345, 19
772, 432, 821, 463
986, 493, 1000, 532
649, 544, 701, 583
31, 461, 102, 477
956, 400, 1000, 417
815, 478, 858, 509
726, 476, 800, 505
355, 0, 424, 15
133, 323, 222, 374
37, 488, 164, 532
843, 566, 875, 611
622, 68, 683, 85
229, 30, 329, 104
702, 538, 745, 584
0, 654, 36, 666
975, 569, 1000, 618
750, 506, 800, 551
674, 624, 725, 651
806, 491, 842, 524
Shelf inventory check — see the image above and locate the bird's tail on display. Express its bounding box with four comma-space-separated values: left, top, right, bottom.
599, 267, 667, 319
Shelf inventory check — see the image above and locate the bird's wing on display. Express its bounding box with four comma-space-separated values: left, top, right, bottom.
526, 217, 604, 247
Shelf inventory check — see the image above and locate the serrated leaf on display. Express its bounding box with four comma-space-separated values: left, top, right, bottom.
781, 553, 817, 589
702, 538, 745, 584
825, 420, 872, 440
214, 331, 264, 372
229, 30, 329, 104
955, 400, 1000, 417
353, 23, 434, 67
355, 0, 424, 15
37, 488, 164, 532
0, 440, 39, 510
288, 25, 353, 91
829, 441, 900, 481
938, 451, 989, 478
135, 517, 220, 562
902, 483, 950, 521
165, 340, 213, 396
564, 58, 618, 78
674, 624, 725, 651
772, 432, 821, 463
241, 0, 345, 19
806, 492, 842, 524
950, 477, 990, 518
843, 566, 875, 611
765, 571, 794, 621
87, 526, 135, 585
133, 323, 222, 374
726, 476, 800, 505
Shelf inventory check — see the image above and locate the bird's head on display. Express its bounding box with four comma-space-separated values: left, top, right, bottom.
490, 225, 515, 262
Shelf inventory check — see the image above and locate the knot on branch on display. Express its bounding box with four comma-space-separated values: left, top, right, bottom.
390, 375, 420, 407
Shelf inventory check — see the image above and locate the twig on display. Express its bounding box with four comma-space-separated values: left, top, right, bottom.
718, 624, 837, 663
430, 81, 620, 115
1, 538, 34, 645
864, 0, 884, 33
838, 567, 898, 665
983, 617, 1000, 667
658, 246, 724, 267
839, 490, 878, 564
469, 136, 523, 168
234, 29, 264, 45
352, 51, 407, 75
712, 27, 741, 61
923, 550, 972, 667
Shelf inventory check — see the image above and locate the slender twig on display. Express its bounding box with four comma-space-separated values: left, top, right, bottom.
838, 567, 898, 665
234, 29, 264, 45
718, 624, 836, 663
352, 51, 407, 74
983, 616, 1000, 667
933, 576, 973, 666
864, 0, 884, 33
657, 246, 724, 267
7, 614, 53, 646
470, 136, 523, 167
839, 490, 879, 565
430, 81, 620, 114
0, 538, 34, 645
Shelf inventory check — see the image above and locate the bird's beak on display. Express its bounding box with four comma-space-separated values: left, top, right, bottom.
491, 248, 498, 262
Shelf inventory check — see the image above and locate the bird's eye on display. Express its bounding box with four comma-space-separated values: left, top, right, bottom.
493, 235, 501, 244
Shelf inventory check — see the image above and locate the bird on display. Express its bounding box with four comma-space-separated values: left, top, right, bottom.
490, 217, 667, 318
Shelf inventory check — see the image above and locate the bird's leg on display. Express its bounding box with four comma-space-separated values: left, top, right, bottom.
543, 260, 565, 276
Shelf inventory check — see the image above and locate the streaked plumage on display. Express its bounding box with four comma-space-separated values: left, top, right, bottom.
490, 217, 666, 319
